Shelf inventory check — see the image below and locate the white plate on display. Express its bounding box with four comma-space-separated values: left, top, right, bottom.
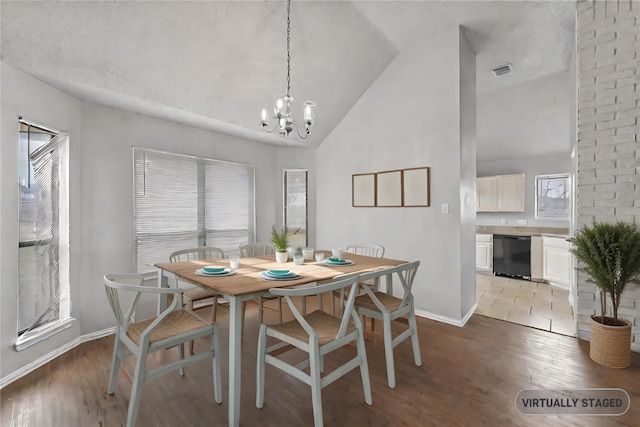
324, 259, 354, 266
263, 271, 297, 279
195, 269, 235, 277
260, 271, 300, 281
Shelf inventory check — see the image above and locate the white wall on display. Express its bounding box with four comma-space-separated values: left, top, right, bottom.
1, 62, 281, 380
1, 62, 84, 382
316, 26, 476, 323
477, 153, 571, 228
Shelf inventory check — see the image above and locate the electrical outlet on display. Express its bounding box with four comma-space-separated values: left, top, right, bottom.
501, 219, 507, 225
517, 219, 528, 226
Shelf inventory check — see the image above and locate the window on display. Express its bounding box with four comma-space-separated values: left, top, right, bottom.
283, 169, 308, 248
17, 120, 72, 350
535, 173, 570, 220
133, 148, 255, 272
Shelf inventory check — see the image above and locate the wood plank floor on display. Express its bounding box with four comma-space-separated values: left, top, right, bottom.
2, 296, 639, 426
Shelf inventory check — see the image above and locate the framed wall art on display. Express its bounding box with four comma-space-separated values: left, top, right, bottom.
376, 170, 402, 207
402, 167, 430, 207
352, 173, 376, 207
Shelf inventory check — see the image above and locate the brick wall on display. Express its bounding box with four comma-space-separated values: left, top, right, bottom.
576, 0, 640, 350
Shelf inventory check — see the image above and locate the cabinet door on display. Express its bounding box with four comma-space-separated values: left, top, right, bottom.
476, 176, 497, 212
542, 237, 571, 288
476, 242, 493, 271
498, 174, 525, 212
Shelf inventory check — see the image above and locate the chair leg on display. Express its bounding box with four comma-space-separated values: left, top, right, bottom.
309, 343, 324, 427
179, 343, 185, 376
108, 333, 122, 394
211, 324, 222, 404
256, 324, 267, 408
356, 330, 373, 405
382, 314, 396, 388
258, 297, 264, 324
277, 297, 283, 323
408, 309, 422, 366
127, 345, 149, 427
211, 296, 218, 323
186, 299, 196, 356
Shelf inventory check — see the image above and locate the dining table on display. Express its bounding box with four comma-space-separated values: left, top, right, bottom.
155, 250, 408, 427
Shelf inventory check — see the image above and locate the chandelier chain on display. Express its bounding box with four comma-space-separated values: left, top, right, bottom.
286, 0, 291, 98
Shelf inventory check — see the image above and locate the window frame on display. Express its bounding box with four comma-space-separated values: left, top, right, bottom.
534, 173, 570, 220
16, 119, 73, 351
283, 169, 308, 248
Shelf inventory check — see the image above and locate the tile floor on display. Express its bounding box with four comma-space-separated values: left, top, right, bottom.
475, 273, 575, 336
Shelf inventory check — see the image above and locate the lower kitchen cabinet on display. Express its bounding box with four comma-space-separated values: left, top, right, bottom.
476, 234, 493, 272
542, 236, 572, 289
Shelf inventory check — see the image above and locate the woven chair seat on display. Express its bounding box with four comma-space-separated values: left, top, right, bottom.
127, 309, 209, 345
269, 310, 356, 346
183, 286, 219, 302
354, 291, 402, 313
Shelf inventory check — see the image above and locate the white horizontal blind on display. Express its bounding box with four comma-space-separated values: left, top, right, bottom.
133, 148, 255, 272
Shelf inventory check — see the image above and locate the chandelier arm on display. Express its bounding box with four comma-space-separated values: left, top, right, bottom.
288, 120, 310, 139
261, 121, 282, 134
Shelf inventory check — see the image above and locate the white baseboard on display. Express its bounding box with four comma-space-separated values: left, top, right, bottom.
0, 326, 115, 389
415, 303, 477, 327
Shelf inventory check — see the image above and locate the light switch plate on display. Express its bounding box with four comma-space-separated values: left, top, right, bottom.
441, 203, 449, 213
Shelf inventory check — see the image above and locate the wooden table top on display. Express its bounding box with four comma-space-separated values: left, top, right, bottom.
155, 251, 407, 296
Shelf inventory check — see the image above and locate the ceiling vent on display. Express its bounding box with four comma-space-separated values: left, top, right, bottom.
491, 64, 513, 77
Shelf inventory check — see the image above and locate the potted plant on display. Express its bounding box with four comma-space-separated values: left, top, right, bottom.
571, 220, 640, 368
271, 225, 289, 263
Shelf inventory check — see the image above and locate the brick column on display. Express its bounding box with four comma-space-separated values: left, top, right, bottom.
576, 0, 640, 349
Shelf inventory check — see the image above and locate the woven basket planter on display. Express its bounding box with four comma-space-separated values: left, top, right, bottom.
590, 316, 632, 369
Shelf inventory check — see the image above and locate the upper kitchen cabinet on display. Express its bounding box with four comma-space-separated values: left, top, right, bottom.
476, 173, 525, 212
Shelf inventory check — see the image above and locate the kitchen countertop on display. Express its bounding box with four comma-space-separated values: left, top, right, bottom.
476, 225, 569, 238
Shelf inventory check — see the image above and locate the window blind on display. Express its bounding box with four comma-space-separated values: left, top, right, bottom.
18, 133, 71, 336
133, 148, 255, 272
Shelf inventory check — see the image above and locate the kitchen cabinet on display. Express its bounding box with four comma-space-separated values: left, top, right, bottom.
542, 236, 571, 289
476, 173, 525, 212
476, 234, 493, 272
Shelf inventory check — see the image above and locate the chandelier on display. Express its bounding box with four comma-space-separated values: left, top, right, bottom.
259, 0, 315, 139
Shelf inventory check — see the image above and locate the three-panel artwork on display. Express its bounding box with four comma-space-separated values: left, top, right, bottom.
352, 167, 430, 208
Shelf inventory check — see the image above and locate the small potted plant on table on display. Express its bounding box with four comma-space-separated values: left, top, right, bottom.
571, 220, 640, 368
271, 226, 289, 263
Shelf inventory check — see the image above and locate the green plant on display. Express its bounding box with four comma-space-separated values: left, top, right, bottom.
271, 226, 289, 252
571, 220, 640, 326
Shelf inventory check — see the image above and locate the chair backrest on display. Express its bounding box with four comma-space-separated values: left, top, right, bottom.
269, 274, 364, 340
169, 246, 225, 262
394, 261, 420, 310
345, 244, 385, 258
239, 242, 274, 257
104, 273, 182, 329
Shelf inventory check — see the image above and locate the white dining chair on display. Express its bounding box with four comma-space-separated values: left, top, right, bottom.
345, 243, 385, 258
104, 273, 222, 427
170, 246, 226, 354
239, 242, 283, 323
256, 274, 372, 426
331, 243, 386, 317
353, 261, 422, 388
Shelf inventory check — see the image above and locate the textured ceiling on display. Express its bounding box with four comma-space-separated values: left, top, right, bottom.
0, 0, 576, 161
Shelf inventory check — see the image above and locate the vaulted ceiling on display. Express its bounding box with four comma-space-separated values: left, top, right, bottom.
0, 1, 576, 162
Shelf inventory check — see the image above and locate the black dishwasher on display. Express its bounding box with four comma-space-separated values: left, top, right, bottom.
492, 234, 531, 280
